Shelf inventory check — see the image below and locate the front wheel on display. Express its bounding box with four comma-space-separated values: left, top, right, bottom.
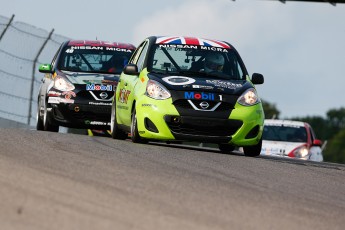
43, 101, 59, 132
110, 102, 127, 140
243, 138, 262, 157
36, 97, 44, 130
131, 108, 147, 144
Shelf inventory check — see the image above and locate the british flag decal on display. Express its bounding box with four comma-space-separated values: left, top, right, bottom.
156, 36, 231, 49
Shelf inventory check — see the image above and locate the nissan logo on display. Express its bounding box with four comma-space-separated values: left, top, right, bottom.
99, 92, 108, 99
199, 101, 209, 109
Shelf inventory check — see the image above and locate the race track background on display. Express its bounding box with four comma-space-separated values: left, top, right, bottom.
0, 128, 344, 230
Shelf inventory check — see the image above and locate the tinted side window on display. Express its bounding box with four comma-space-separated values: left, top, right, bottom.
51, 43, 64, 68
130, 41, 147, 66
136, 42, 149, 71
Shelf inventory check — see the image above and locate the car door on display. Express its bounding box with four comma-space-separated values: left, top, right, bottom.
116, 40, 149, 126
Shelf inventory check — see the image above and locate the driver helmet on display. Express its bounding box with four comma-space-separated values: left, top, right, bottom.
204, 53, 224, 73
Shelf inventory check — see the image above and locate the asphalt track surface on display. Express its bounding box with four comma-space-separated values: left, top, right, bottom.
1, 128, 344, 230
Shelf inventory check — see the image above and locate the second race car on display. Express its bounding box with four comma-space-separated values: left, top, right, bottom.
37, 40, 136, 132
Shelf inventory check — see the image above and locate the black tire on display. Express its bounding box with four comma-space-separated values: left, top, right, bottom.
43, 101, 59, 132
130, 108, 147, 144
110, 102, 127, 140
36, 97, 44, 131
243, 138, 262, 157
218, 144, 235, 153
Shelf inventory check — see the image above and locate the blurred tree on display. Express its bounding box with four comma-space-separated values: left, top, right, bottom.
262, 99, 280, 119
323, 129, 345, 164
326, 107, 345, 134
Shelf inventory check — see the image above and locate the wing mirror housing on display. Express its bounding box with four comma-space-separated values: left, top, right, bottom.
123, 64, 139, 75
252, 73, 264, 85
39, 64, 53, 74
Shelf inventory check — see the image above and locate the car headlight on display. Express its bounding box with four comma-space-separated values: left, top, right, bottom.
146, 80, 171, 100
289, 145, 310, 158
54, 76, 75, 91
237, 88, 260, 106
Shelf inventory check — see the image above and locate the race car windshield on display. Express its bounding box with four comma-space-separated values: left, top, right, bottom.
148, 44, 246, 80
58, 46, 132, 74
263, 125, 308, 143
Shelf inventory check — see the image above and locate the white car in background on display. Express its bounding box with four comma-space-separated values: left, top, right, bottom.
261, 119, 324, 162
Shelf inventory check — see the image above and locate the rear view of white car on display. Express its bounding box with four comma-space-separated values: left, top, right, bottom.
261, 119, 323, 162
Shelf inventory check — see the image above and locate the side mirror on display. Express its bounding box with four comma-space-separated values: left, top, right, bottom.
39, 64, 53, 73
251, 73, 264, 85
313, 139, 323, 147
123, 64, 139, 75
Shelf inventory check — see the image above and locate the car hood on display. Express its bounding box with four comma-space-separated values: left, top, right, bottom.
148, 73, 251, 95
261, 140, 305, 156
59, 70, 119, 85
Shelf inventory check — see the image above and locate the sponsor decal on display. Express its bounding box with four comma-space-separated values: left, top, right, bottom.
162, 76, 196, 85
68, 40, 134, 48
47, 91, 61, 97
261, 147, 284, 156
192, 85, 214, 90
48, 97, 74, 104
141, 104, 157, 109
66, 46, 132, 53
85, 120, 111, 126
156, 36, 231, 49
159, 44, 228, 53
89, 102, 111, 106
206, 80, 242, 89
60, 98, 74, 103
117, 105, 129, 110
86, 84, 113, 91
48, 97, 60, 104
118, 89, 131, 104
184, 92, 215, 101
104, 47, 133, 52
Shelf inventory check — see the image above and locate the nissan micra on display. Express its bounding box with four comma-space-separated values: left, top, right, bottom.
111, 36, 265, 156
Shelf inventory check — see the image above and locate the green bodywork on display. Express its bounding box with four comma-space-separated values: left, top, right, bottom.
115, 68, 264, 146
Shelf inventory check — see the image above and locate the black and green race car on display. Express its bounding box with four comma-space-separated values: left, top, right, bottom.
37, 40, 135, 132
111, 36, 265, 156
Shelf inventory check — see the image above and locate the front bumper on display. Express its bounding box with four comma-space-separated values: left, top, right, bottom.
135, 96, 264, 145
49, 102, 111, 129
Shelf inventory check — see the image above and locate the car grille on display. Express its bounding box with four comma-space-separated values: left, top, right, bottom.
173, 99, 233, 111
77, 90, 113, 101
70, 104, 111, 120
164, 115, 242, 137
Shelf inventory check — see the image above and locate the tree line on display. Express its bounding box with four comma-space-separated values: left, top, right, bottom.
262, 100, 345, 164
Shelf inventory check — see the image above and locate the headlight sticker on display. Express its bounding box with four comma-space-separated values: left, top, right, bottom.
62, 91, 76, 99
162, 76, 196, 85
